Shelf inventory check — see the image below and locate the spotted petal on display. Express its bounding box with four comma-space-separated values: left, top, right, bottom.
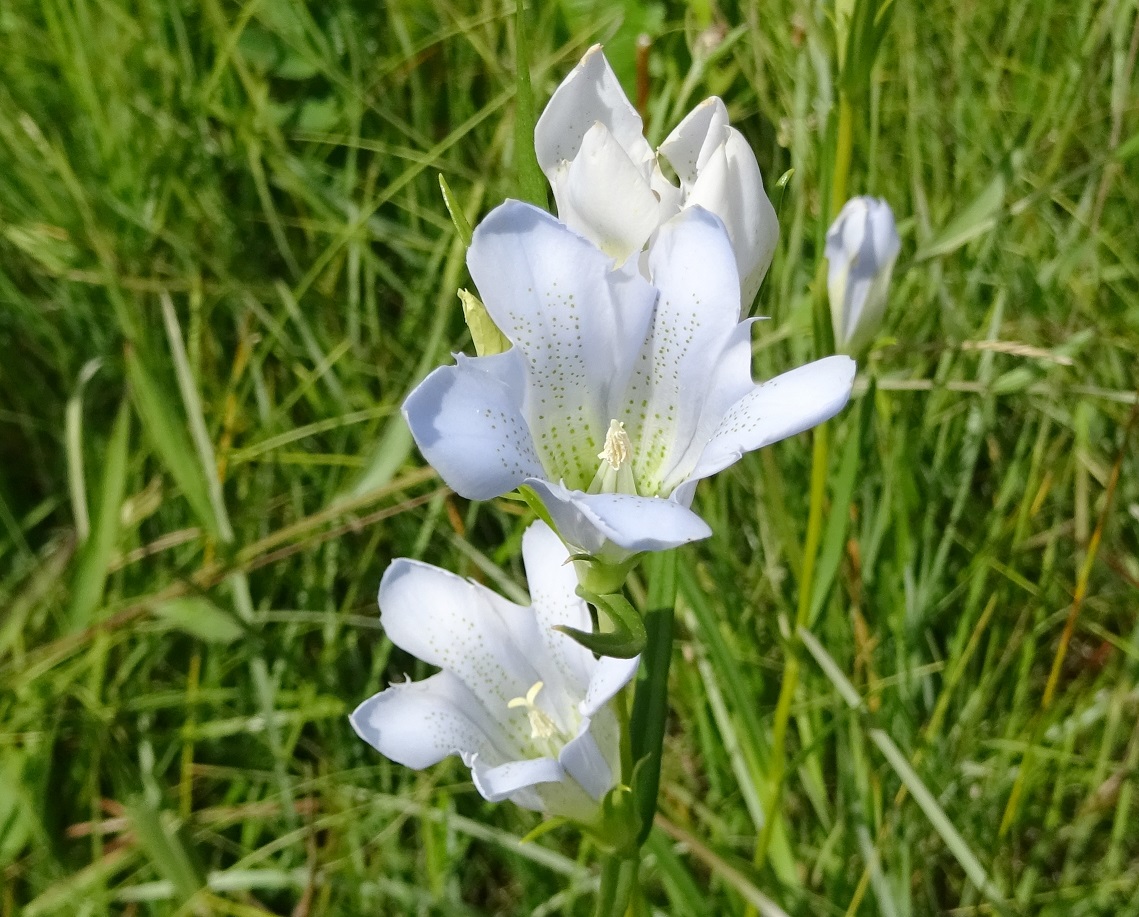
688, 355, 857, 482
468, 201, 657, 488
403, 349, 542, 501
377, 559, 544, 753
350, 670, 512, 770
622, 207, 755, 496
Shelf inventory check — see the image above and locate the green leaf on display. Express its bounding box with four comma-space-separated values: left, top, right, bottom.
67, 398, 129, 631
869, 729, 1006, 906
555, 624, 643, 659
0, 750, 32, 868
810, 385, 867, 624
125, 798, 207, 907
512, 2, 547, 208
578, 588, 647, 657
914, 170, 1006, 262
160, 293, 234, 543
126, 347, 221, 540
152, 596, 245, 644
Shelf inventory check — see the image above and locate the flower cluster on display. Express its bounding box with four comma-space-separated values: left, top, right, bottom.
353, 46, 864, 822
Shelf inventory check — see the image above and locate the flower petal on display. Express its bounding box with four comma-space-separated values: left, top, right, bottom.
658, 96, 732, 189
660, 98, 778, 309
682, 130, 778, 309
688, 356, 856, 482
403, 349, 543, 501
378, 558, 547, 753
469, 755, 565, 802
534, 44, 652, 177
470, 754, 598, 820
558, 718, 614, 801
551, 122, 662, 263
521, 521, 595, 701
468, 201, 657, 488
580, 654, 640, 717
622, 207, 754, 495
525, 478, 712, 558
350, 670, 511, 770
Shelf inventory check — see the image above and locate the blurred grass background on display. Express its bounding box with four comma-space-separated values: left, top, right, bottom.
2, 0, 1139, 914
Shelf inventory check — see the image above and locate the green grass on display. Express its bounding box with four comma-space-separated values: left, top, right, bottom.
2, 0, 1139, 914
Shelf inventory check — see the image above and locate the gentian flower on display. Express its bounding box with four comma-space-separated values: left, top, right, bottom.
825, 196, 900, 353
404, 199, 855, 562
534, 44, 779, 312
351, 521, 639, 821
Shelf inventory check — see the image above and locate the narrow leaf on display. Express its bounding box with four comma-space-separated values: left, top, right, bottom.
458, 289, 509, 357
512, 1, 547, 207
869, 728, 1006, 905
126, 347, 220, 539
152, 596, 244, 644
914, 170, 1006, 262
67, 399, 129, 631
125, 798, 207, 906
160, 293, 234, 543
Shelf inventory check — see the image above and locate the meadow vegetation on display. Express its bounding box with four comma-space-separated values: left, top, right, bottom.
1, 0, 1138, 914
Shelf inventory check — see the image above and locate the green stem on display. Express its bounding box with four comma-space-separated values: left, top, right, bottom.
629, 550, 678, 846
831, 92, 854, 217
595, 855, 640, 917
593, 553, 677, 916
752, 420, 831, 874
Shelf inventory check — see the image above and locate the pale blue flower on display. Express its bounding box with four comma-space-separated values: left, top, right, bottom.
403, 199, 855, 561
351, 521, 639, 820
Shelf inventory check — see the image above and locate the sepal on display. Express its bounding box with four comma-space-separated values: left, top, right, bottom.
579, 783, 641, 856
556, 589, 646, 659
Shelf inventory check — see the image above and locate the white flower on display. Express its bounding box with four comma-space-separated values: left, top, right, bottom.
825, 196, 901, 353
351, 521, 639, 821
403, 199, 855, 562
534, 44, 779, 312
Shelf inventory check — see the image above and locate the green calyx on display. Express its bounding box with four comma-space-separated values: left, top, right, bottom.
571, 552, 641, 596
556, 587, 646, 659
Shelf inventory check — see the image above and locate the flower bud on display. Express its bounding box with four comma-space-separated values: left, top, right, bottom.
825, 196, 900, 353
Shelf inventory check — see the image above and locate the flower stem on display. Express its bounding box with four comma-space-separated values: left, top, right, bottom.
595, 855, 640, 917
594, 551, 677, 917
831, 92, 855, 217
629, 550, 678, 846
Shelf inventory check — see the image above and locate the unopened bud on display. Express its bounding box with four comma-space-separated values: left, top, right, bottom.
825, 196, 900, 354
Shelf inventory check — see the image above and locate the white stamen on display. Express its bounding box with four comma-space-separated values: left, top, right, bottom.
507, 681, 559, 740
597, 419, 632, 471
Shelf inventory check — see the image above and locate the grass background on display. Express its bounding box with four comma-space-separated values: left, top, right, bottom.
2, 0, 1139, 914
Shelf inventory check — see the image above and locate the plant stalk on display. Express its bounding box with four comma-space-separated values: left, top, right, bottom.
630, 550, 678, 846
595, 855, 640, 917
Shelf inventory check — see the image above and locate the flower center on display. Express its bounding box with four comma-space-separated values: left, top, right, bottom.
597, 419, 632, 470
588, 420, 638, 495
507, 681, 561, 742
